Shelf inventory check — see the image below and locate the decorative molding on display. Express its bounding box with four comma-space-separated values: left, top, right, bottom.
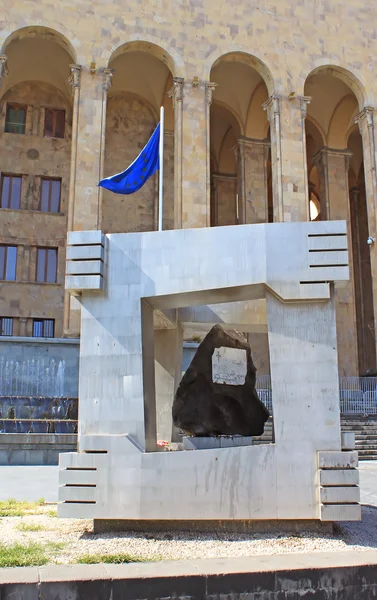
212, 173, 238, 181
355, 106, 374, 131
68, 64, 82, 94
0, 55, 9, 87
168, 77, 184, 109
102, 68, 115, 93
237, 136, 270, 148
300, 96, 312, 119
262, 94, 281, 122
205, 82, 218, 107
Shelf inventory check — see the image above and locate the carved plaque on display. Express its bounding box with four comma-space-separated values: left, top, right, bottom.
212, 347, 247, 385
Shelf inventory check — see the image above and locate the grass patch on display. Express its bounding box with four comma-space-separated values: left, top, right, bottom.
0, 542, 56, 568
76, 553, 152, 565
47, 508, 57, 518
0, 498, 47, 517
16, 522, 44, 532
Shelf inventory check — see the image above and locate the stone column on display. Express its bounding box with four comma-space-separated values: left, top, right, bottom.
0, 55, 8, 89
71, 67, 106, 231
355, 107, 377, 360
211, 174, 237, 226
179, 80, 215, 228
350, 186, 376, 373
63, 65, 82, 337
154, 324, 183, 442
263, 95, 283, 222
67, 65, 82, 231
263, 95, 310, 222
19, 318, 27, 337
169, 77, 184, 229
98, 68, 114, 231
313, 147, 358, 376
237, 137, 270, 224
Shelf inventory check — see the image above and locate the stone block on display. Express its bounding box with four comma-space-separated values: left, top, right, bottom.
320, 503, 361, 521
59, 485, 96, 502
65, 275, 104, 292
220, 435, 253, 448
341, 432, 355, 450
66, 260, 104, 276
320, 469, 359, 486
66, 245, 104, 261
320, 485, 360, 504
308, 235, 348, 251
67, 230, 105, 246
318, 451, 358, 469
182, 435, 253, 450
183, 436, 221, 449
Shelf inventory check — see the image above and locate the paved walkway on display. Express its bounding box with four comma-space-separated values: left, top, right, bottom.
0, 466, 58, 502
0, 461, 376, 505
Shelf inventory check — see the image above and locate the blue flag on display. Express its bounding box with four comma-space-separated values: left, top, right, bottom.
98, 123, 160, 195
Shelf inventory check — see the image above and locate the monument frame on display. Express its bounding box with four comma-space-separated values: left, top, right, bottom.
58, 221, 360, 523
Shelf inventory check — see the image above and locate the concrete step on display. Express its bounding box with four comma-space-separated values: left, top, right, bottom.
355, 441, 377, 450
342, 424, 377, 430
359, 450, 377, 460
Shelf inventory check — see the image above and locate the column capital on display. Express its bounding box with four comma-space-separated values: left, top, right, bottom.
0, 54, 9, 87
68, 64, 82, 93
355, 106, 374, 131
102, 68, 115, 93
237, 136, 270, 148
300, 96, 312, 119
211, 173, 237, 181
168, 77, 184, 109
205, 81, 217, 107
262, 94, 281, 122
313, 146, 353, 161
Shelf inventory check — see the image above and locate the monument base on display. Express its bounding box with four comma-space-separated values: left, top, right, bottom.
93, 519, 333, 534
182, 435, 253, 450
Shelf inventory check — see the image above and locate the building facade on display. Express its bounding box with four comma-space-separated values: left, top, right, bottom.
0, 0, 377, 377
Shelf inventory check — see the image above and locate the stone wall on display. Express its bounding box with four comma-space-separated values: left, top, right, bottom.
3, 553, 377, 599
0, 81, 71, 337
1, 0, 377, 373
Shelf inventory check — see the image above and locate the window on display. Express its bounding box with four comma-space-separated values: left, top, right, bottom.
40, 178, 61, 213
0, 246, 17, 280
5, 104, 26, 134
33, 319, 54, 338
36, 248, 57, 283
0, 175, 22, 209
0, 317, 13, 336
44, 109, 65, 138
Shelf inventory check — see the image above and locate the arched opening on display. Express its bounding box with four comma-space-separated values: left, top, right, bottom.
209, 53, 271, 227
304, 67, 376, 375
102, 42, 175, 233
305, 118, 325, 221
0, 28, 74, 338
348, 128, 376, 375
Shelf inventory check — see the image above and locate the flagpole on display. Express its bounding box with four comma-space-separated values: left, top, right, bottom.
158, 106, 164, 232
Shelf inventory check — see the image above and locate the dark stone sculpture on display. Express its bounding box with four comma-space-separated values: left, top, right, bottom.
172, 324, 270, 437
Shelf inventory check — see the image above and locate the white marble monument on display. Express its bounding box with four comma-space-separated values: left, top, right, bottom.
58, 221, 360, 522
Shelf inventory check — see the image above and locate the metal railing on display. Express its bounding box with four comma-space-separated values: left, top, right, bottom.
256, 376, 377, 415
